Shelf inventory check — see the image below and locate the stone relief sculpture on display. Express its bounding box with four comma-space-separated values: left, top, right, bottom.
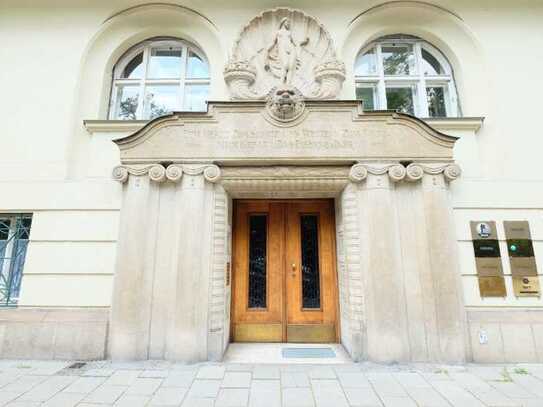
265, 87, 305, 122
224, 8, 345, 101
265, 17, 309, 85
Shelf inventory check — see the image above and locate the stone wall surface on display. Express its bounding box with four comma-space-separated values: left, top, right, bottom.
0, 308, 108, 360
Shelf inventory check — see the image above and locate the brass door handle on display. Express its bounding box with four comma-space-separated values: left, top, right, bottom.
291, 263, 296, 277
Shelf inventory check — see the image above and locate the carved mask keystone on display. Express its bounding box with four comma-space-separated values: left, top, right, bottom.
224, 8, 345, 100
265, 86, 305, 123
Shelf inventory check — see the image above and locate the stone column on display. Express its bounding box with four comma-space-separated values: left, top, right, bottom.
109, 164, 166, 360
164, 164, 221, 362
347, 162, 467, 363
420, 164, 468, 363
349, 164, 410, 362
109, 163, 222, 362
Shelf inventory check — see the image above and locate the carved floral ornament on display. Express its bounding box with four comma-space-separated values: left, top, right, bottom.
112, 164, 221, 184
224, 8, 346, 100
348, 163, 462, 183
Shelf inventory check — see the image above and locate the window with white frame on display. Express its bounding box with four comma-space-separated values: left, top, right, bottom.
0, 214, 32, 306
109, 38, 210, 120
354, 36, 459, 117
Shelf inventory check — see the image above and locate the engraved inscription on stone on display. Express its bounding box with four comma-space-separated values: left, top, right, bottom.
119, 104, 454, 162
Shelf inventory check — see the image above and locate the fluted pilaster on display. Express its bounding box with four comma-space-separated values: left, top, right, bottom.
345, 161, 467, 363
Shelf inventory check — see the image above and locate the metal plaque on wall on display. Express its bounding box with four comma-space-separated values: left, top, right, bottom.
512, 276, 540, 297
470, 221, 506, 297
504, 221, 540, 297
509, 257, 538, 277
478, 276, 507, 297
475, 258, 504, 277
470, 221, 498, 240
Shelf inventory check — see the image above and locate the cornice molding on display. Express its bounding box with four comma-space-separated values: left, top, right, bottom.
84, 116, 483, 135
424, 117, 484, 132
84, 120, 148, 134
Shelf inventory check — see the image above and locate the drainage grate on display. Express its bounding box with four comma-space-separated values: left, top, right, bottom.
282, 347, 336, 358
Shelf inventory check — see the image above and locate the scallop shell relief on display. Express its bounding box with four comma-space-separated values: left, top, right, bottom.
224, 8, 346, 101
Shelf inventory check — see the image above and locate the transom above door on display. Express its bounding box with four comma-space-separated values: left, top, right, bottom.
231, 200, 338, 343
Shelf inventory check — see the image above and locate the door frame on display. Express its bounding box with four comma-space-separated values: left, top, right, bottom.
230, 198, 341, 343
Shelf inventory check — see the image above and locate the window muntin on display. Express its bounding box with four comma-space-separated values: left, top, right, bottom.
354, 38, 458, 117
0, 214, 32, 306
110, 39, 210, 120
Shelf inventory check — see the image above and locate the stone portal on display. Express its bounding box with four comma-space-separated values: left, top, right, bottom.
109, 99, 468, 363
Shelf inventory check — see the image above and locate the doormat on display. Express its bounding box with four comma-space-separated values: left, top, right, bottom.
282, 347, 336, 358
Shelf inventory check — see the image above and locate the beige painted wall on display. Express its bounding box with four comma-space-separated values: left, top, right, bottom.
0, 0, 542, 314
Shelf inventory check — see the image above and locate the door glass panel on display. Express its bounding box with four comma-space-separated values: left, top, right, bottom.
300, 215, 321, 309
248, 215, 267, 308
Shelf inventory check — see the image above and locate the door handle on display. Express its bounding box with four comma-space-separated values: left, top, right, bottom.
291, 263, 296, 277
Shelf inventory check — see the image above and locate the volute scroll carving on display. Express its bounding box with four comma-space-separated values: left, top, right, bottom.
148, 164, 166, 183
348, 163, 461, 184
406, 163, 424, 182
112, 164, 221, 184
387, 164, 406, 182
348, 164, 368, 182
443, 163, 462, 182
112, 166, 129, 183
165, 165, 183, 182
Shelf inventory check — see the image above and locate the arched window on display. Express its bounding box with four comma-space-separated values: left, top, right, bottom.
109, 38, 210, 120
354, 35, 459, 117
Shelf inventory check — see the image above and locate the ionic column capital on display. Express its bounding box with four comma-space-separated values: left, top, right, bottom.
348, 162, 461, 184
112, 163, 222, 184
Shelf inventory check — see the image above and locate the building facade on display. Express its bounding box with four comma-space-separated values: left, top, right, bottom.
1, 0, 542, 363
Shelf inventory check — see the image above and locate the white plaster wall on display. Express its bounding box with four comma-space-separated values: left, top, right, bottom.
0, 0, 542, 311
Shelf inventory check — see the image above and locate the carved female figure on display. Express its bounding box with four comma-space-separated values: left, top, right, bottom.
265, 17, 309, 85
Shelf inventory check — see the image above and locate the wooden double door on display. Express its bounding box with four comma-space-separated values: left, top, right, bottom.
232, 200, 338, 343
